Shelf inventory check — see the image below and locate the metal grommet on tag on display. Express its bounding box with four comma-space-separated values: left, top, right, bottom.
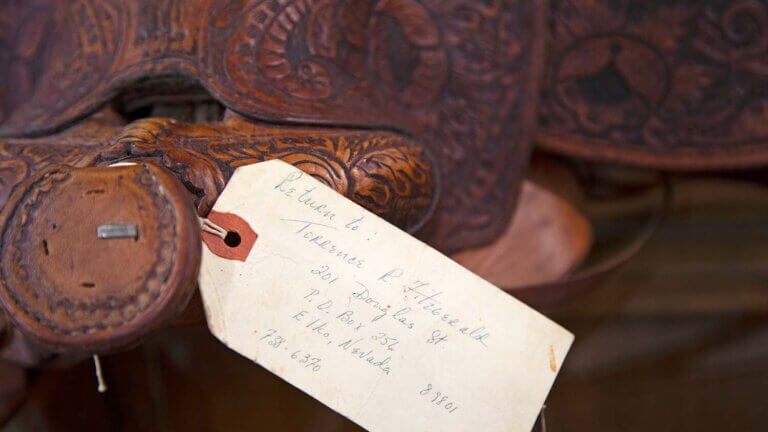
200, 211, 257, 262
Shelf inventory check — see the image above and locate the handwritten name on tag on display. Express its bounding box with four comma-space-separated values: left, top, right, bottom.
198, 160, 574, 432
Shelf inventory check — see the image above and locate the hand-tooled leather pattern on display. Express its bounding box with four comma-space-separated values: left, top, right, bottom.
0, 144, 93, 210
93, 117, 436, 231
0, 116, 435, 237
0, 0, 544, 252
0, 114, 123, 212
538, 0, 768, 168
0, 165, 176, 336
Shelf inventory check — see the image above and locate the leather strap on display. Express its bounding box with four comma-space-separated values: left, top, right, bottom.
509, 180, 671, 307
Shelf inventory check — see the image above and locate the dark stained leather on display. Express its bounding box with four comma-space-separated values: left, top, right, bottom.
0, 0, 546, 253
537, 0, 768, 169
3, 0, 764, 371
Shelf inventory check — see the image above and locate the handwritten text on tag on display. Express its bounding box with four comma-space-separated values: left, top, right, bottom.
198, 160, 574, 432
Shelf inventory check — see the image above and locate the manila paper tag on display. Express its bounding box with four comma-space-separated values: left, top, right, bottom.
198, 160, 574, 432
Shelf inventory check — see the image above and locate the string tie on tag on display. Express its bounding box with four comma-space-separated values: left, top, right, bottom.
93, 354, 107, 393
199, 217, 227, 239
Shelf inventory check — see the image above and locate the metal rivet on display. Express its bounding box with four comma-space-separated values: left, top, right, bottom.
97, 224, 138, 239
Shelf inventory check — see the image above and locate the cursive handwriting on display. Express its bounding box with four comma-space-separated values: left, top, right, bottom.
378, 269, 491, 347
275, 171, 337, 221
280, 219, 365, 269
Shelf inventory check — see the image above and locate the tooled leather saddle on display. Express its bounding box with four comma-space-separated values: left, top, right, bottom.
0, 0, 766, 374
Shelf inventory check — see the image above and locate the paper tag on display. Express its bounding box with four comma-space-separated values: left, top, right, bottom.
198, 160, 574, 432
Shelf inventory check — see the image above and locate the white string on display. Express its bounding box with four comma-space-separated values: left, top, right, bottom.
199, 217, 227, 239
93, 355, 107, 393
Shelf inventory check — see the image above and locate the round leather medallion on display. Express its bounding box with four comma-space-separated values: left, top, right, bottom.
0, 163, 200, 353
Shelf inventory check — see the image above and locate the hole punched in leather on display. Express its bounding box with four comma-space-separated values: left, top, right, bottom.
0, 162, 201, 354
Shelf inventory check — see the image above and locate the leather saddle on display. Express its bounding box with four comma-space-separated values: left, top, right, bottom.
0, 0, 765, 367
